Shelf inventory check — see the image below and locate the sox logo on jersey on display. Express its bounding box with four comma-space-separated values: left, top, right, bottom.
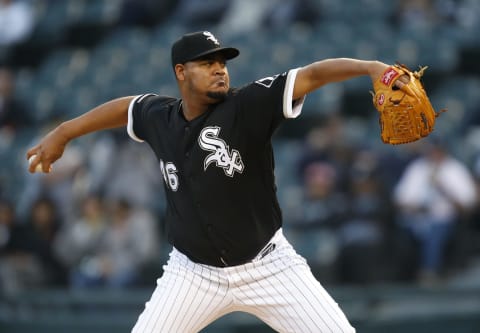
198, 126, 244, 177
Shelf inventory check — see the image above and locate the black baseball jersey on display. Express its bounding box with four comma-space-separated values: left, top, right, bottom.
127, 69, 305, 267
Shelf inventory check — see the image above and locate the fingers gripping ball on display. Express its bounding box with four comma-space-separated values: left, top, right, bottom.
371, 64, 445, 145
28, 155, 47, 173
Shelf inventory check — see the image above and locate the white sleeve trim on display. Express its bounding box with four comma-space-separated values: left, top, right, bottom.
283, 68, 306, 119
127, 94, 156, 142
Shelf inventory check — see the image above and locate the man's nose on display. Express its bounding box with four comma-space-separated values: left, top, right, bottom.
213, 62, 225, 75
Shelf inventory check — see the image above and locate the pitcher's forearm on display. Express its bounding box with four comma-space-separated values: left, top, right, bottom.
27, 96, 136, 173
58, 96, 135, 141
294, 59, 386, 99
308, 58, 375, 82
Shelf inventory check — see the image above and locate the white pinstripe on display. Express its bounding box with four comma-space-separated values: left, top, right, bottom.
131, 229, 355, 333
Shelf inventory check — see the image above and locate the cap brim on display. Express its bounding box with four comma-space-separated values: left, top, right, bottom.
189, 47, 239, 62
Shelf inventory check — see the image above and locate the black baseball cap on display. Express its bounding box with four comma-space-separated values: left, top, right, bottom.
171, 31, 239, 68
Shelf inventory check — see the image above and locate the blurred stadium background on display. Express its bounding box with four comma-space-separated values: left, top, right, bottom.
1, 0, 480, 332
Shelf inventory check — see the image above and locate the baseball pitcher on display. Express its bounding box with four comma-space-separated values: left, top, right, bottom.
27, 31, 434, 332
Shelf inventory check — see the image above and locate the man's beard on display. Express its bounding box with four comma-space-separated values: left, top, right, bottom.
207, 90, 227, 102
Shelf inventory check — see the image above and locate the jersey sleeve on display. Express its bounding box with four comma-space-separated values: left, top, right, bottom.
280, 68, 306, 119
127, 93, 163, 142
237, 68, 306, 137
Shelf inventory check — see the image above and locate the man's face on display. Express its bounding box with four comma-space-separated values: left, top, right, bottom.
176, 53, 230, 102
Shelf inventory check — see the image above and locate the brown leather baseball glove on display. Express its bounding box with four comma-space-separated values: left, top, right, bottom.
371, 64, 443, 145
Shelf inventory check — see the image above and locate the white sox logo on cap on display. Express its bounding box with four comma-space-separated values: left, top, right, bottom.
198, 126, 244, 177
203, 31, 220, 45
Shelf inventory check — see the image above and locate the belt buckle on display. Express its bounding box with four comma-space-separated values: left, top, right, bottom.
258, 242, 276, 260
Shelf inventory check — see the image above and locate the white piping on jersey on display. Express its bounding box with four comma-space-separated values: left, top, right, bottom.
127, 94, 157, 143
283, 68, 306, 119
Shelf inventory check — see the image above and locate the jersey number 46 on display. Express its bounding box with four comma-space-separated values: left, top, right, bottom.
160, 160, 179, 191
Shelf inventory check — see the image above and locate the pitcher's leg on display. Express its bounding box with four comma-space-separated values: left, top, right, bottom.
273, 262, 355, 333
131, 250, 232, 333
230, 232, 355, 333
236, 261, 355, 333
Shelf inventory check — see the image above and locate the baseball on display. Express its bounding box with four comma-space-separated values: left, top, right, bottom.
28, 155, 44, 173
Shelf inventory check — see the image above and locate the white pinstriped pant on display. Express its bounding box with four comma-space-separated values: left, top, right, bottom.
131, 229, 355, 333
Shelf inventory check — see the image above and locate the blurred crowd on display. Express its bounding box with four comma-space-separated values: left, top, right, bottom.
1, 0, 480, 295
285, 115, 480, 286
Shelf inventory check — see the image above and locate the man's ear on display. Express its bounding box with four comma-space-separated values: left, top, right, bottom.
175, 64, 185, 81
